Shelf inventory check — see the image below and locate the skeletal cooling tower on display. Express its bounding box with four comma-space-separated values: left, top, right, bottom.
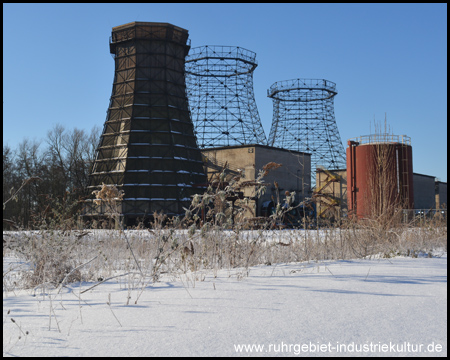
186, 45, 267, 148
267, 79, 346, 187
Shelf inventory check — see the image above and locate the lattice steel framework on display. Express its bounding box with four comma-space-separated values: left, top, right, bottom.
267, 79, 346, 187
185, 45, 267, 148
87, 22, 206, 220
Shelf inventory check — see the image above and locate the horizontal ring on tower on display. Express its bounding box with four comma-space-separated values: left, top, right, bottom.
186, 45, 257, 77
267, 78, 337, 102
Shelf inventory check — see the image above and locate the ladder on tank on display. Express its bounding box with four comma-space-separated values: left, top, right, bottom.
400, 137, 410, 209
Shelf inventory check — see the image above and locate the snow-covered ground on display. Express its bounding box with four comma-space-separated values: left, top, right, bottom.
3, 251, 447, 357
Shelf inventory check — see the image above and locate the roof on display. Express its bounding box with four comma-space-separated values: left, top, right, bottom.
413, 172, 436, 179
200, 143, 311, 156
112, 22, 188, 33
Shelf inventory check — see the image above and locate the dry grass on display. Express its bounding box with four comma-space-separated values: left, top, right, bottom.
3, 212, 446, 294
3, 168, 447, 293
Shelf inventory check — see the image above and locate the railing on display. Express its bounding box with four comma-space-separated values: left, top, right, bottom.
186, 45, 257, 65
403, 208, 447, 217
267, 78, 337, 100
348, 134, 411, 146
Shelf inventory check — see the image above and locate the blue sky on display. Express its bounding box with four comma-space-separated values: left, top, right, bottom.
3, 3, 447, 181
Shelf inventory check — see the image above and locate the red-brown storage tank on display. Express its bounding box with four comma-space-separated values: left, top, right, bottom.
346, 134, 414, 219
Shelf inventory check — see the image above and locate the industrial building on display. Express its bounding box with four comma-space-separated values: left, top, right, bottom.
413, 173, 437, 209
435, 181, 447, 209
201, 144, 311, 219
412, 174, 447, 210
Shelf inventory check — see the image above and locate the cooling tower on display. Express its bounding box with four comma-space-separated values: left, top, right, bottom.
185, 45, 267, 148
267, 78, 347, 188
87, 22, 207, 224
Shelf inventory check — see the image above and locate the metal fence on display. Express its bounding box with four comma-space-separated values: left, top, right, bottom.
402, 208, 447, 223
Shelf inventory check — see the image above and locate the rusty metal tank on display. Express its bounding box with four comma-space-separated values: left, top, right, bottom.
346, 134, 414, 219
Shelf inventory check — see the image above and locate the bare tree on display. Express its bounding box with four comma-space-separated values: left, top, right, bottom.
4, 124, 101, 229
12, 138, 45, 227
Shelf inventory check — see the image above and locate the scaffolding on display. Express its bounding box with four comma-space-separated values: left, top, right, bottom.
186, 45, 267, 148
267, 79, 346, 187
86, 22, 207, 223
313, 167, 344, 219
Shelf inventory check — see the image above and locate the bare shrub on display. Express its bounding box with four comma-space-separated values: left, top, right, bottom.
4, 160, 447, 294
21, 231, 81, 288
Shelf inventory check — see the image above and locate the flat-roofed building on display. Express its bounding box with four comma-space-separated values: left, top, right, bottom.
435, 181, 447, 209
202, 144, 311, 219
413, 173, 436, 209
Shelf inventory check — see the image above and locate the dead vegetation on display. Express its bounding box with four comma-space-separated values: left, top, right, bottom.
3, 163, 447, 293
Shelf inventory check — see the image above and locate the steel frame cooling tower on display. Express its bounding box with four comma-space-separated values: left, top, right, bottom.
267, 79, 346, 187
87, 22, 206, 222
185, 45, 267, 148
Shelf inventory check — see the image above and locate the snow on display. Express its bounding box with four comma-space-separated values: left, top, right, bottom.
2, 228, 447, 357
